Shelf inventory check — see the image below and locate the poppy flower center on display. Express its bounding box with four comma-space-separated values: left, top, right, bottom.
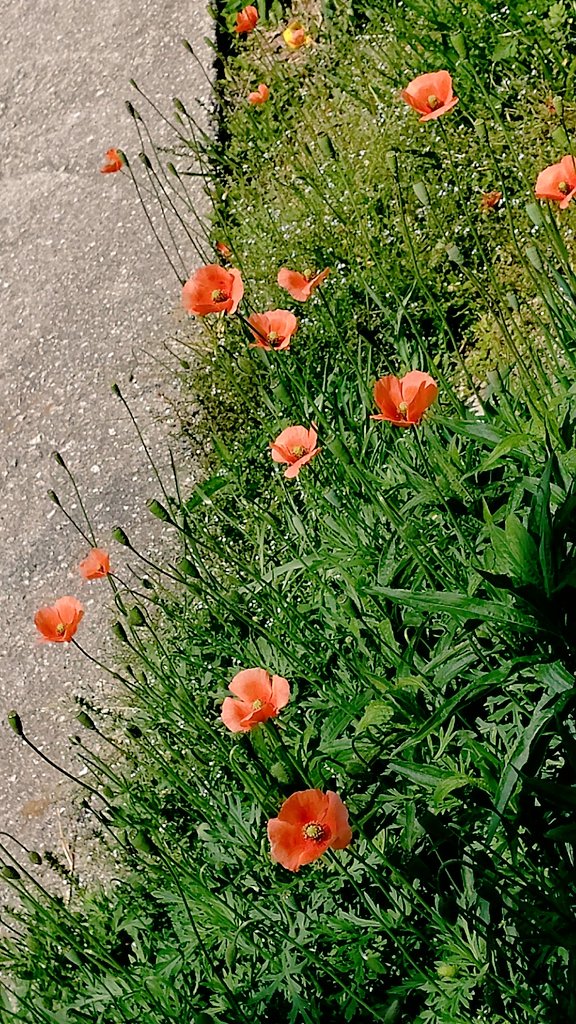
211, 288, 229, 302
558, 180, 570, 195
55, 623, 66, 636
252, 698, 264, 710
303, 822, 329, 842
427, 94, 440, 110
268, 331, 279, 343
398, 401, 409, 417
291, 445, 306, 457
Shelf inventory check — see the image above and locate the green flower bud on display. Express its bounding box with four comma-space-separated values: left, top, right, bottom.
386, 151, 398, 174
132, 831, 157, 855
178, 557, 199, 577
112, 526, 131, 547
147, 499, 173, 523
112, 621, 129, 643
128, 607, 146, 627
1, 865, 20, 880
76, 711, 96, 730
8, 712, 23, 737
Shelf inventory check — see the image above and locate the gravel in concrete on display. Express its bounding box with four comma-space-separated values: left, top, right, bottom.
0, 0, 212, 876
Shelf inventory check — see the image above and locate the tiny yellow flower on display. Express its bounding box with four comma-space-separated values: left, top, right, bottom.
282, 21, 311, 50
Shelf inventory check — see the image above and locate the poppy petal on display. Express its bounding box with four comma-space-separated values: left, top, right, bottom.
229, 668, 272, 703
277, 789, 329, 826
221, 697, 252, 732
270, 674, 291, 709
325, 791, 353, 848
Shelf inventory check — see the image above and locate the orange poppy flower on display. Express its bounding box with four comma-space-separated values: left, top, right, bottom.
79, 548, 111, 580
372, 370, 438, 427
277, 267, 329, 302
400, 71, 458, 122
282, 21, 311, 50
270, 425, 320, 479
535, 155, 576, 209
248, 83, 270, 105
235, 5, 258, 33
221, 668, 290, 732
216, 241, 232, 259
100, 148, 123, 174
248, 309, 298, 350
268, 789, 352, 871
34, 596, 84, 643
182, 265, 244, 316
480, 190, 502, 212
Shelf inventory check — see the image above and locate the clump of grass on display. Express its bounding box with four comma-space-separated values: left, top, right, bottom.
2, 2, 576, 1023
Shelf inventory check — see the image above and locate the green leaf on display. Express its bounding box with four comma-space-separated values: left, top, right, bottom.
355, 701, 393, 734
488, 682, 575, 840
186, 475, 229, 511
373, 586, 538, 630
493, 35, 518, 61
488, 513, 540, 585
529, 458, 555, 597
433, 775, 475, 804
270, 760, 291, 783
476, 431, 532, 473
545, 824, 576, 842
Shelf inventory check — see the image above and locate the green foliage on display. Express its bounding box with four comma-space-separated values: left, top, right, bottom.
2, 2, 576, 1023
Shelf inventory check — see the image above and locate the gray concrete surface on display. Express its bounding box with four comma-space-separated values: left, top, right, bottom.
0, 0, 211, 877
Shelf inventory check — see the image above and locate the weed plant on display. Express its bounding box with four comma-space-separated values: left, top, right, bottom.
2, 1, 576, 1023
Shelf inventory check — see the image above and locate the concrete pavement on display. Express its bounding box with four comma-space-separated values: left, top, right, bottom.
0, 0, 211, 872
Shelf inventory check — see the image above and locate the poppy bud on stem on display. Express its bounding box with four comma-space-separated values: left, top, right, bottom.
112, 621, 130, 643
47, 489, 62, 507
413, 181, 430, 206
131, 831, 157, 856
450, 32, 467, 59
112, 526, 132, 547
8, 712, 23, 737
128, 607, 147, 627
1, 866, 20, 881
147, 499, 174, 524
76, 711, 96, 731
125, 101, 141, 121
386, 151, 399, 175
